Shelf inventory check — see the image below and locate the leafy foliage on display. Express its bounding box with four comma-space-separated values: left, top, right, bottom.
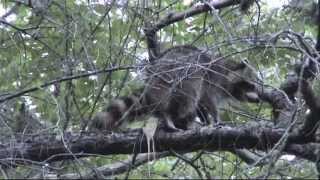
0, 0, 319, 178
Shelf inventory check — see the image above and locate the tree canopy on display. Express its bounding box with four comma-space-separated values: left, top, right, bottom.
0, 0, 320, 179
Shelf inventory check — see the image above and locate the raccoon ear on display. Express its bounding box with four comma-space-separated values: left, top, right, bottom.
233, 60, 248, 70
225, 60, 247, 71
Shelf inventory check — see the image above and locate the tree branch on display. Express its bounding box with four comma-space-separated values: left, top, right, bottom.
0, 65, 137, 103
60, 152, 171, 179
144, 0, 243, 61
297, 80, 320, 137
1, 125, 318, 165
151, 0, 242, 33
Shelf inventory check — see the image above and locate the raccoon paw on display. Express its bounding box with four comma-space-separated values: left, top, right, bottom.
211, 121, 226, 128
157, 123, 183, 132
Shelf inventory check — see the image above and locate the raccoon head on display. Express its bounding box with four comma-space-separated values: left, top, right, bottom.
226, 60, 260, 103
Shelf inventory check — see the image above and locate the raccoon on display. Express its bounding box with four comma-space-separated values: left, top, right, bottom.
89, 45, 260, 132
88, 92, 145, 132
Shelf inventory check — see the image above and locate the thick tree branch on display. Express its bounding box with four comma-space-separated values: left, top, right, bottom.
144, 0, 243, 61
256, 85, 296, 127
0, 126, 318, 165
297, 80, 320, 137
151, 0, 242, 33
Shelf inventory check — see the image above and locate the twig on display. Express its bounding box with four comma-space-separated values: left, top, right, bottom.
0, 65, 138, 103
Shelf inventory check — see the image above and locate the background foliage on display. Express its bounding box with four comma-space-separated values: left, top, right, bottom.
0, 0, 319, 178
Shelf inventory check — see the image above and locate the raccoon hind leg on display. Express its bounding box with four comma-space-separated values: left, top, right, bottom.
175, 113, 199, 130
196, 105, 210, 125
166, 90, 200, 130
156, 113, 182, 132
199, 96, 222, 126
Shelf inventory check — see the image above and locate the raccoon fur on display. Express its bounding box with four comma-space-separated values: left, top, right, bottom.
89, 45, 260, 132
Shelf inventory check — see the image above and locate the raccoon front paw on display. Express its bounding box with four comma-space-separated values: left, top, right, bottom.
211, 121, 225, 128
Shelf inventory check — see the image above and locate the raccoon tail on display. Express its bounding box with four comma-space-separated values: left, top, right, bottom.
89, 88, 146, 132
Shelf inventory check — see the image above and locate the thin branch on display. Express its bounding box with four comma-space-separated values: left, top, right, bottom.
170, 150, 203, 179
0, 65, 138, 103
60, 152, 171, 179
0, 3, 20, 20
